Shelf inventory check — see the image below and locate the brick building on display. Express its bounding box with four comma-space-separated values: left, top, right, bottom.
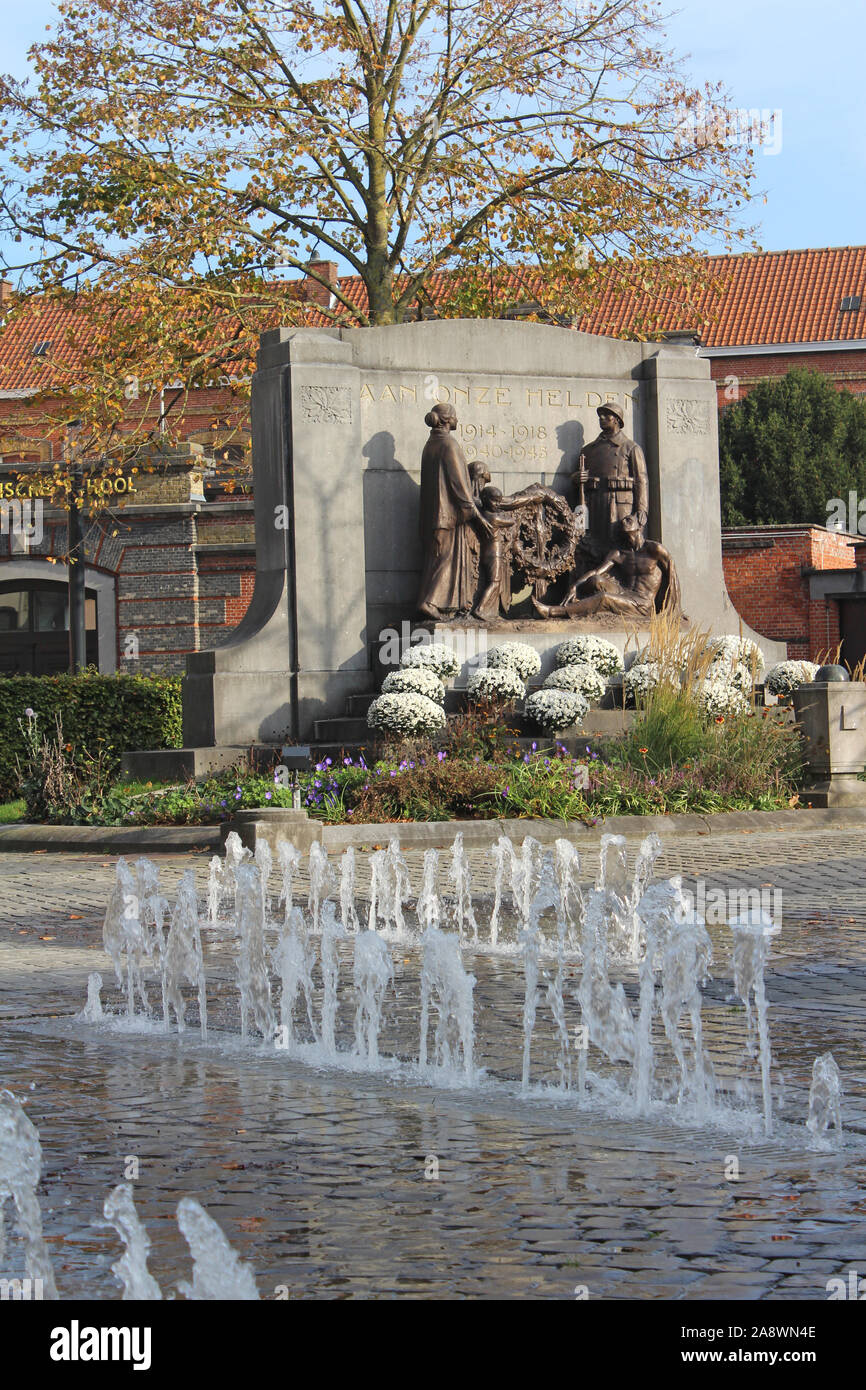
721, 526, 866, 668
2, 247, 865, 676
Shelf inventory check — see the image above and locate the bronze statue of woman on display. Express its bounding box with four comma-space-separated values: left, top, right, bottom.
417, 402, 491, 620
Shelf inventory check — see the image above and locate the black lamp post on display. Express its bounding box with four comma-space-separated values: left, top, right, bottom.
65, 422, 87, 674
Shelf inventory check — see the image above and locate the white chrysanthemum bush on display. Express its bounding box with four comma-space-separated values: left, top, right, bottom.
543, 663, 607, 703
466, 666, 526, 702
706, 659, 753, 696
623, 661, 662, 702
555, 635, 623, 677
399, 642, 460, 679
486, 642, 542, 681
381, 667, 446, 704
366, 692, 446, 737
696, 678, 750, 718
525, 689, 589, 732
765, 660, 820, 696
706, 635, 765, 678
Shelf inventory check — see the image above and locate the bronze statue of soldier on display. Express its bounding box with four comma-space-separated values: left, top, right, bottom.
571, 403, 649, 575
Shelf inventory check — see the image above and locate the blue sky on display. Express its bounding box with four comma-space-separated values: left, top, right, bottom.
1, 0, 863, 258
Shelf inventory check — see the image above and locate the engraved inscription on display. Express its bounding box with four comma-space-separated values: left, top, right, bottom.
666, 398, 710, 434
300, 384, 353, 424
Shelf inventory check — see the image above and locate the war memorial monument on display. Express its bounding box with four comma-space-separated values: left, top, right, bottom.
180, 318, 783, 755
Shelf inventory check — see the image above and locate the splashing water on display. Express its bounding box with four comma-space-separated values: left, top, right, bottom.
277, 840, 302, 929
489, 836, 511, 948
77, 971, 104, 1023
659, 915, 714, 1112
418, 927, 475, 1077
207, 854, 224, 924
273, 908, 317, 1053
339, 848, 361, 933
79, 831, 842, 1144
254, 839, 273, 912
553, 838, 583, 955
162, 869, 207, 1038
353, 929, 394, 1063
520, 923, 541, 1090
731, 917, 776, 1137
308, 842, 335, 934
416, 849, 441, 934
0, 1090, 57, 1298
449, 832, 478, 944
103, 858, 154, 1021
176, 1198, 259, 1300
387, 838, 411, 936
510, 836, 542, 935
629, 834, 663, 960
234, 864, 276, 1041
320, 903, 346, 1058
103, 1184, 162, 1300
807, 1051, 843, 1146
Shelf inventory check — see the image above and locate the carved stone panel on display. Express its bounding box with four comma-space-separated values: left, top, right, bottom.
299, 384, 353, 424
665, 398, 710, 435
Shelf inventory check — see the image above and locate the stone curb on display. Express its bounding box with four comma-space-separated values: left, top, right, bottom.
2, 806, 865, 855
0, 825, 221, 853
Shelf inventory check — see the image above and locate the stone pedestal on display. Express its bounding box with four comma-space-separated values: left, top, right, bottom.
183, 330, 372, 747
793, 681, 866, 806
223, 807, 323, 854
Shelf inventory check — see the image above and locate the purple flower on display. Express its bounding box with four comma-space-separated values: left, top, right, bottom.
343, 757, 352, 765
221, 799, 227, 807
235, 790, 242, 800
531, 741, 537, 752
437, 750, 447, 762
325, 757, 332, 766
265, 791, 272, 799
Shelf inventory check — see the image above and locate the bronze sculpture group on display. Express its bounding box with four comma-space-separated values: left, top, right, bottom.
417, 400, 680, 625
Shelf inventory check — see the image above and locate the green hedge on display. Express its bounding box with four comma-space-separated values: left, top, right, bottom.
0, 671, 182, 800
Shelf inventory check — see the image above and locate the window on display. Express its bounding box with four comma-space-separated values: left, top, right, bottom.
0, 580, 97, 674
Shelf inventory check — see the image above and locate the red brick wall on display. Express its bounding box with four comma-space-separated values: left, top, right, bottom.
711, 350, 866, 408
225, 570, 255, 624
722, 527, 857, 661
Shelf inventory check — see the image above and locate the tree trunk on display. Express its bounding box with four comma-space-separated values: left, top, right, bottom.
364, 253, 396, 325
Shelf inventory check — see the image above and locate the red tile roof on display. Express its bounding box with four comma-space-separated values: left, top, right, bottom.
308, 246, 866, 347
2, 246, 865, 393
570, 246, 866, 347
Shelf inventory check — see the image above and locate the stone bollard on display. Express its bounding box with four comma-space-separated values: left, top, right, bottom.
792, 680, 866, 806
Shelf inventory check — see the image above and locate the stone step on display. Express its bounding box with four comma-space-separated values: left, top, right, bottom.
314, 707, 634, 746
313, 716, 371, 743
346, 690, 468, 716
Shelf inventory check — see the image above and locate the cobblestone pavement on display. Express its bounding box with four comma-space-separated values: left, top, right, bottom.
1, 825, 865, 1300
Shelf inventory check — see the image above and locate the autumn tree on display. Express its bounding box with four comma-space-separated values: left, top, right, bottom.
0, 0, 758, 462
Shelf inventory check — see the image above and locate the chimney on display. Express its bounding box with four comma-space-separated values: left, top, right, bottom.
304, 260, 338, 309
0, 280, 13, 307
